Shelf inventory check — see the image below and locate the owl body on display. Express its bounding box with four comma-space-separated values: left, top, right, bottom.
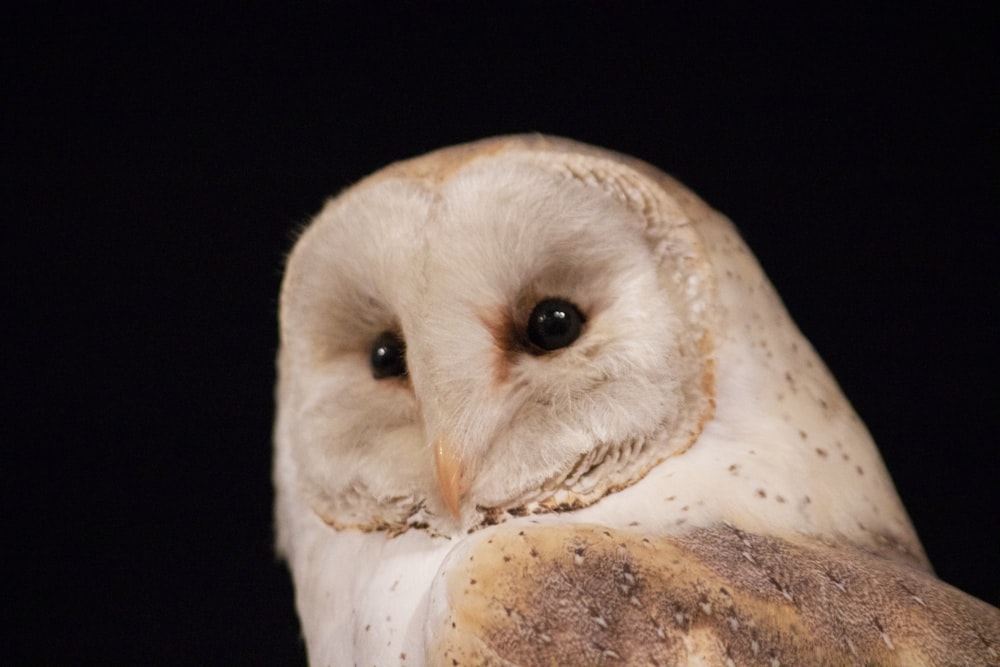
274, 136, 998, 665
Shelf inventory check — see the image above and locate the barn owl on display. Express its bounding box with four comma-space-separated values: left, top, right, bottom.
273, 135, 998, 665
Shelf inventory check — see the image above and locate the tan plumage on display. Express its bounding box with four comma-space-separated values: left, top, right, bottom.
430, 524, 997, 665
273, 135, 999, 664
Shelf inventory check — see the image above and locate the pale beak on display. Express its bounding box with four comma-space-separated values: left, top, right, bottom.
434, 437, 466, 518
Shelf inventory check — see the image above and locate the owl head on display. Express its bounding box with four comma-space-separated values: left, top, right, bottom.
275, 136, 719, 537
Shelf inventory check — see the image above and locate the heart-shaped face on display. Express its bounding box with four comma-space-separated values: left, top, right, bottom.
277, 138, 715, 535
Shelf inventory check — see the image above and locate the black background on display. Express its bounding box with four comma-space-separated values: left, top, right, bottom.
6, 4, 997, 664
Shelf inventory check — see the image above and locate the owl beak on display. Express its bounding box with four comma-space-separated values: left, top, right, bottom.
434, 437, 466, 518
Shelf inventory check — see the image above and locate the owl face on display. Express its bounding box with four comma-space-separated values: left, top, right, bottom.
279, 155, 714, 534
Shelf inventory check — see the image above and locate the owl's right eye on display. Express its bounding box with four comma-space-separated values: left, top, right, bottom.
527, 297, 585, 351
370, 331, 407, 379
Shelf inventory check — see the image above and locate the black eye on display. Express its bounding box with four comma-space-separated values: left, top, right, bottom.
370, 331, 407, 379
527, 298, 585, 351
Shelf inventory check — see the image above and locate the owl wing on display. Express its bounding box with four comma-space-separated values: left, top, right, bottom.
428, 523, 1000, 666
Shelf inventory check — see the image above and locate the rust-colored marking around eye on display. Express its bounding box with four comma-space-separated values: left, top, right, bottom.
478, 306, 522, 386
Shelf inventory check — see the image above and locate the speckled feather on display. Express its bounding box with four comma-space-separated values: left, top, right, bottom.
429, 523, 999, 665
273, 135, 998, 665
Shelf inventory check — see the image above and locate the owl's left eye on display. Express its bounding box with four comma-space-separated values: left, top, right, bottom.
527, 298, 585, 351
370, 331, 407, 379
